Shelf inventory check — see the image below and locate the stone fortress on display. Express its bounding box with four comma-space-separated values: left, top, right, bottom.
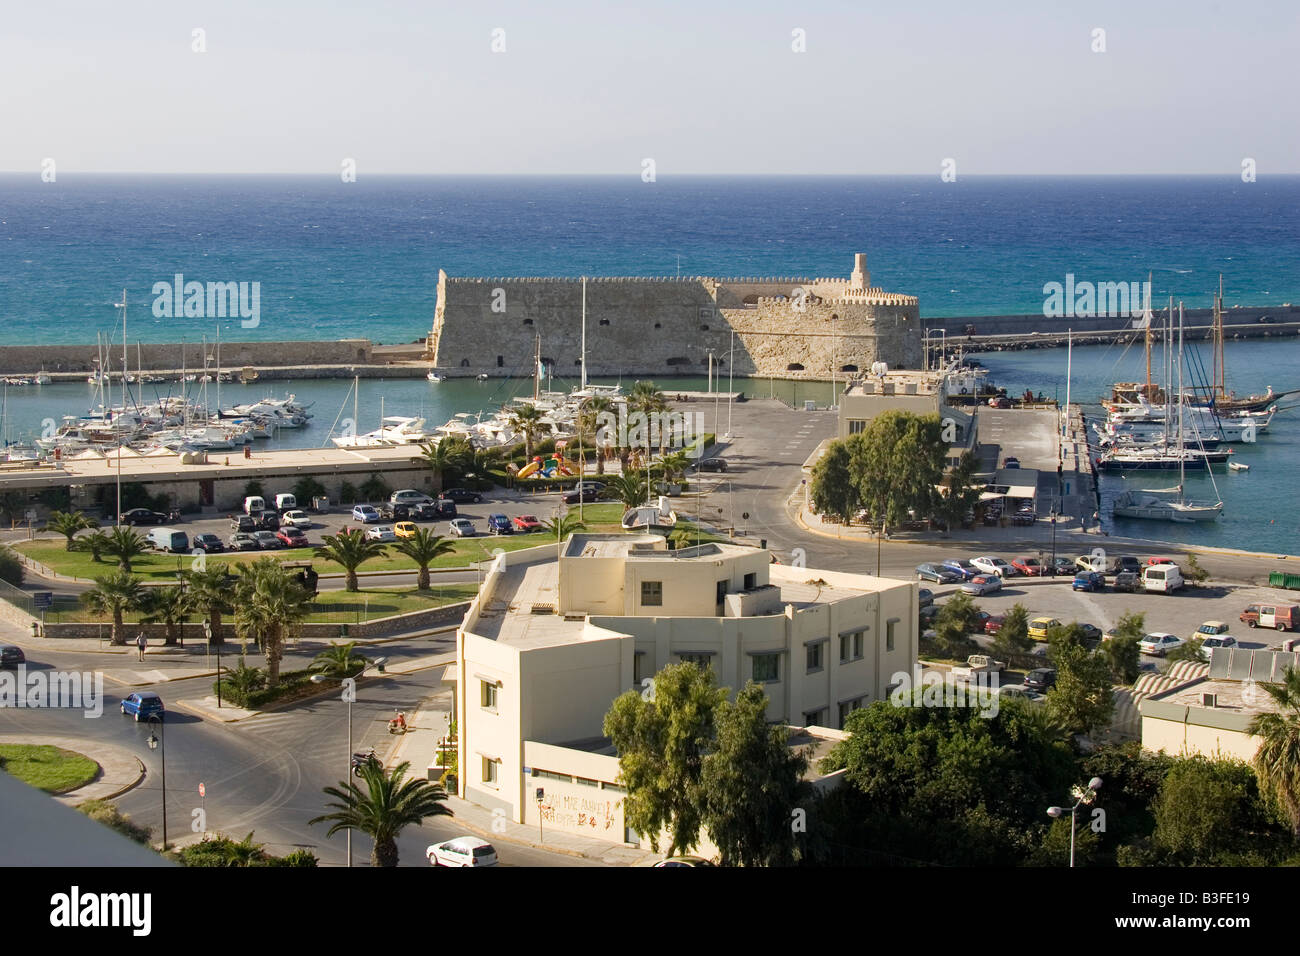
426, 253, 922, 380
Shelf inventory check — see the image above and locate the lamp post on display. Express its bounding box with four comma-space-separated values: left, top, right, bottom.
313, 656, 385, 868
1047, 776, 1102, 867
205, 620, 221, 708
146, 714, 167, 851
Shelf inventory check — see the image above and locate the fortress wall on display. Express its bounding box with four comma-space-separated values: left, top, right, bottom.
723, 300, 921, 377
0, 339, 373, 375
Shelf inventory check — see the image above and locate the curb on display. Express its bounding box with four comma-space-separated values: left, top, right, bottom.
99, 757, 148, 800
447, 812, 590, 861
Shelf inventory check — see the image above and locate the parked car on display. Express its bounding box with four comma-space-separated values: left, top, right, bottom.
512, 514, 543, 532
394, 521, 418, 539
230, 514, 257, 533
941, 559, 979, 581
487, 513, 514, 535
255, 510, 282, 531
916, 563, 961, 584
1198, 635, 1238, 659
427, 837, 497, 867
441, 488, 484, 504
1138, 632, 1185, 656
1077, 623, 1104, 647
228, 532, 260, 551
365, 525, 396, 542
1110, 555, 1143, 575
1075, 553, 1108, 574
279, 509, 313, 529
562, 483, 606, 504
1012, 557, 1044, 576
695, 458, 728, 473
276, 527, 308, 548
1142, 564, 1184, 594
0, 644, 25, 668
1048, 556, 1075, 576
413, 500, 455, 520
390, 489, 434, 507
984, 614, 1004, 635
1023, 668, 1057, 693
952, 654, 1006, 682
962, 575, 1003, 596
1240, 603, 1300, 631
1072, 571, 1106, 592
252, 531, 283, 550
381, 503, 412, 521
1003, 456, 1020, 468
192, 533, 225, 554
652, 855, 716, 867
919, 604, 941, 628
449, 518, 476, 537
121, 692, 165, 722
1112, 570, 1142, 593
1027, 617, 1061, 640
352, 504, 381, 524
1147, 556, 1177, 566
120, 508, 168, 526
972, 556, 1016, 577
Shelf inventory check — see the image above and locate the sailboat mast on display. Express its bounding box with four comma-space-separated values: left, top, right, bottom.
1143, 271, 1153, 393
1177, 302, 1185, 489
534, 333, 541, 402
581, 276, 588, 391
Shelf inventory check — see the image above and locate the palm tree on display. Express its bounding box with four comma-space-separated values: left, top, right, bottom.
314, 528, 388, 592
506, 403, 550, 459
392, 528, 455, 590
309, 641, 370, 677
603, 473, 649, 510
1249, 666, 1300, 836
309, 760, 452, 867
185, 564, 234, 646
657, 450, 691, 488
140, 585, 193, 646
543, 513, 587, 543
102, 526, 149, 573
81, 570, 146, 645
47, 510, 96, 551
73, 529, 111, 563
232, 558, 310, 686
581, 396, 615, 475
415, 438, 472, 490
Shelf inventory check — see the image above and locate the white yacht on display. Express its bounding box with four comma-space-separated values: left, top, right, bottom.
332, 416, 431, 448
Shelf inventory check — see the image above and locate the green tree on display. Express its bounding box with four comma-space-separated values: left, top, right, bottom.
140, 585, 193, 646
73, 529, 111, 563
1249, 666, 1300, 836
847, 411, 949, 536
338, 481, 359, 505
937, 449, 984, 533
1045, 642, 1115, 736
701, 682, 808, 866
309, 641, 370, 677
1183, 553, 1209, 587
603, 662, 729, 856
1102, 636, 1142, 685
1151, 755, 1281, 864
232, 558, 310, 686
543, 513, 587, 542
291, 476, 327, 506
241, 480, 265, 501
1113, 611, 1146, 642
506, 403, 551, 459
358, 473, 390, 503
102, 525, 149, 573
46, 510, 96, 551
392, 527, 455, 590
990, 603, 1033, 665
809, 438, 859, 523
0, 545, 23, 586
314, 528, 388, 592
184, 565, 234, 646
309, 760, 452, 867
1167, 636, 1205, 664
81, 570, 146, 645
929, 590, 981, 659
602, 473, 649, 510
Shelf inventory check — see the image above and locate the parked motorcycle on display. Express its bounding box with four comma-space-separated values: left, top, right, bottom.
351, 748, 377, 777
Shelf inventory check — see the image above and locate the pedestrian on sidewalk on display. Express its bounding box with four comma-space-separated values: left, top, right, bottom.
136, 631, 147, 661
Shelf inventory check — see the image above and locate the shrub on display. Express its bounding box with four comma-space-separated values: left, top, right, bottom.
358, 474, 391, 502
0, 546, 24, 586
338, 481, 359, 505
242, 480, 265, 501
77, 799, 153, 845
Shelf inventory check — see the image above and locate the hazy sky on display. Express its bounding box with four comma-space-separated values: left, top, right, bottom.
3, 0, 1296, 175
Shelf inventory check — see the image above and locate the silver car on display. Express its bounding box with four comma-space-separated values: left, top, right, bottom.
449, 518, 476, 537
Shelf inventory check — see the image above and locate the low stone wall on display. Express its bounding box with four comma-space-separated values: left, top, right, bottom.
38, 601, 471, 642
0, 339, 374, 375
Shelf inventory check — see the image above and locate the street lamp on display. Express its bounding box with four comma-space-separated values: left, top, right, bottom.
1047, 776, 1102, 867
205, 620, 221, 708
146, 714, 168, 851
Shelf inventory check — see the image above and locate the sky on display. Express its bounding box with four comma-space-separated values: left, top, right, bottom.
2, 0, 1297, 175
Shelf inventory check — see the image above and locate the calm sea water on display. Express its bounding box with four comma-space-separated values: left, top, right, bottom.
1, 175, 1299, 346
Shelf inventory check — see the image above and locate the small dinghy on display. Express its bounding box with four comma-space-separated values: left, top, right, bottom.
1228, 461, 1249, 472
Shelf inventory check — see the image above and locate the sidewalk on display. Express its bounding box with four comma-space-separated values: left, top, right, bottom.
385, 697, 657, 867
0, 733, 145, 804
5, 624, 459, 658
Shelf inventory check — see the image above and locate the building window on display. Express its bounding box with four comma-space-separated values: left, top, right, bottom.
743, 572, 757, 590
838, 697, 865, 729
599, 319, 611, 326
480, 680, 498, 710
806, 642, 823, 673
633, 652, 646, 685
839, 631, 864, 663
531, 769, 572, 784
575, 776, 599, 788
887, 619, 897, 653
482, 758, 498, 785
679, 652, 713, 670
804, 708, 827, 727
641, 581, 663, 607
848, 420, 866, 435
753, 653, 780, 683
716, 580, 728, 605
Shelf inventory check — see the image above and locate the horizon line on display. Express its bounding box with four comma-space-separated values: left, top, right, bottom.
3, 171, 1298, 179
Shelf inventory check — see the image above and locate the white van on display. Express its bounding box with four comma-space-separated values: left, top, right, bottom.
275, 493, 297, 511
243, 496, 266, 515
146, 528, 190, 553
1143, 564, 1184, 594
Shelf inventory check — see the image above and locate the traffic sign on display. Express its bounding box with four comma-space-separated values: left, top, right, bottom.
32, 591, 52, 610
198, 783, 206, 798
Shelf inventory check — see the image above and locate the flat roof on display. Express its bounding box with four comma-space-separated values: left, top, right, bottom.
1153, 678, 1279, 717
471, 558, 591, 648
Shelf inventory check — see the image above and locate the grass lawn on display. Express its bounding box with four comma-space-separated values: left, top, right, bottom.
305, 584, 479, 623
0, 744, 99, 793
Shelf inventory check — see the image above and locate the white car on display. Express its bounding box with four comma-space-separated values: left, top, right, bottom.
390, 489, 434, 506
971, 556, 1015, 577
449, 518, 476, 537
1138, 632, 1184, 656
427, 836, 497, 867
365, 525, 396, 541
280, 509, 312, 529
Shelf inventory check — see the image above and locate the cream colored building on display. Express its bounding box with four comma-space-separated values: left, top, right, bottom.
1139, 648, 1300, 760
453, 534, 917, 845
837, 366, 976, 467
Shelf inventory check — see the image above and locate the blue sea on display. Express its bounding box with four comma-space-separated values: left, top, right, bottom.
2, 175, 1299, 346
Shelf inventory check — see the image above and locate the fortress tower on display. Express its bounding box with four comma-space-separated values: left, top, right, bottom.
427, 253, 920, 380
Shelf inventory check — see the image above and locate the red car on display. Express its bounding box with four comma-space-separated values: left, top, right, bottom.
984, 615, 1005, 634
276, 527, 308, 548
1147, 556, 1176, 566
512, 514, 543, 532
1012, 557, 1045, 576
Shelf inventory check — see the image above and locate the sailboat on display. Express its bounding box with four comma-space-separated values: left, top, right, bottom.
1111, 303, 1223, 522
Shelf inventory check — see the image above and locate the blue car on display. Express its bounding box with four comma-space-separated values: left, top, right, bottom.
121, 692, 165, 722
940, 559, 977, 581
487, 513, 514, 535
1072, 571, 1106, 593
